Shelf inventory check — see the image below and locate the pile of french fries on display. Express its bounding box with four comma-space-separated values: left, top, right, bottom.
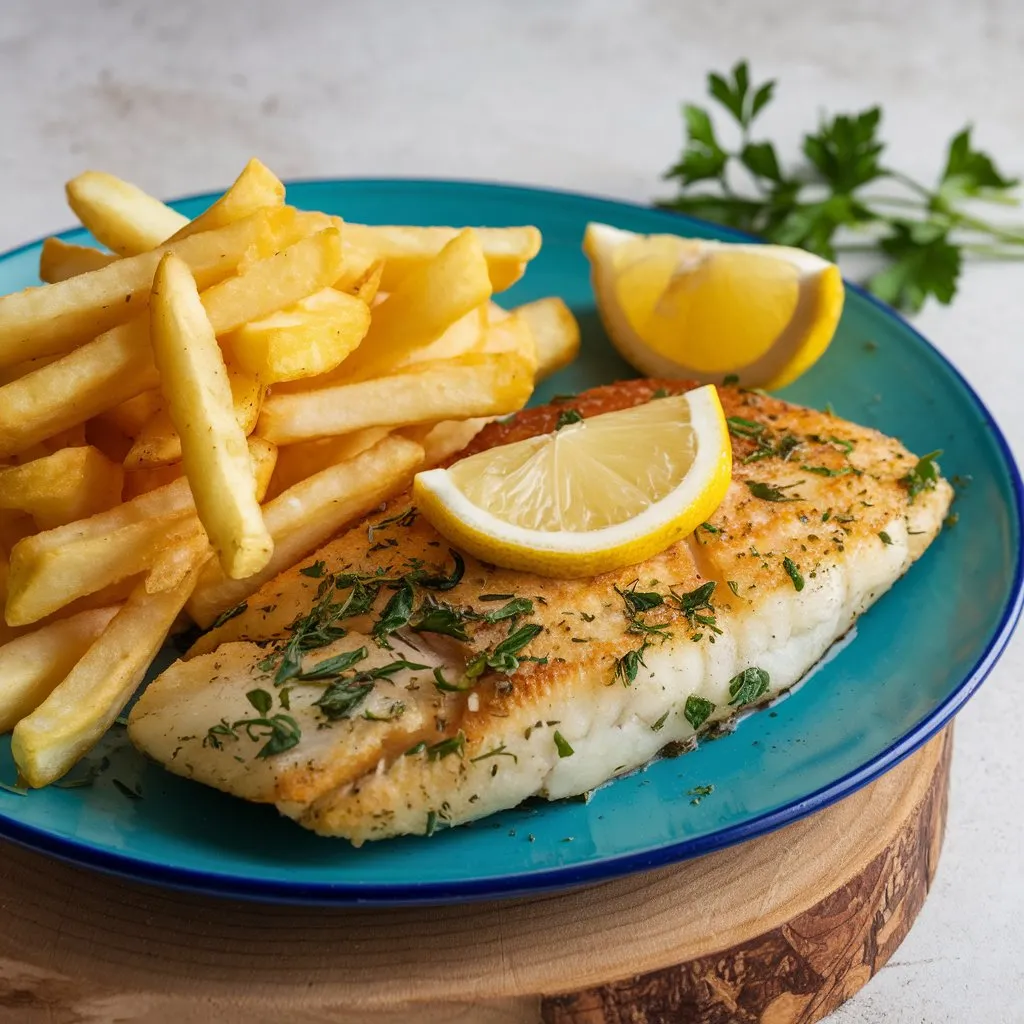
0, 159, 580, 788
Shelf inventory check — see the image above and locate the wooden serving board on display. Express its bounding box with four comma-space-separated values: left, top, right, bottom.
0, 727, 950, 1024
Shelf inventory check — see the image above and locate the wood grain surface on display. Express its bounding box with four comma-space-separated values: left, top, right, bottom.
0, 728, 950, 1024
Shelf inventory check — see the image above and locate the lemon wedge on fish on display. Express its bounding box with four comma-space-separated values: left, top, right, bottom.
413, 385, 731, 578
583, 223, 844, 389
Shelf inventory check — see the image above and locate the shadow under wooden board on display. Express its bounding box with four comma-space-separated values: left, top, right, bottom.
0, 727, 950, 1024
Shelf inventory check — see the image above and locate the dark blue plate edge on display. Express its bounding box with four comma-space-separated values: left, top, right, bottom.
0, 177, 1019, 906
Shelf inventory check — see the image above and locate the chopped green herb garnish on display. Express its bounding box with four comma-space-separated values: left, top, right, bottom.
553, 731, 574, 757
616, 584, 664, 615
299, 560, 326, 578
425, 810, 438, 836
699, 522, 721, 534
363, 702, 406, 722
426, 732, 466, 761
483, 597, 534, 622
415, 549, 465, 591
555, 409, 584, 430
614, 644, 648, 686
209, 601, 248, 630
432, 666, 470, 692
878, 530, 894, 545
944, 512, 959, 529
410, 599, 471, 641
800, 464, 860, 477
245, 689, 273, 715
372, 579, 414, 647
726, 416, 766, 438
470, 744, 519, 764
478, 593, 514, 602
684, 694, 715, 729
297, 646, 368, 680
727, 580, 741, 597
728, 666, 771, 706
688, 784, 715, 806
315, 679, 375, 721
722, 374, 740, 386
651, 710, 670, 732
782, 556, 805, 591
651, 387, 671, 398
746, 480, 802, 502
900, 450, 943, 502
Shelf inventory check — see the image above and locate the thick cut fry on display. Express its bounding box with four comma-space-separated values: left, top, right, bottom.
389, 306, 486, 373
0, 207, 280, 370
0, 447, 123, 530
402, 418, 493, 468
97, 389, 163, 438
150, 254, 272, 580
267, 427, 390, 499
122, 463, 183, 499
6, 510, 197, 626
166, 159, 285, 243
187, 436, 423, 627
257, 351, 535, 444
12, 545, 207, 786
0, 606, 120, 732
329, 230, 492, 382
144, 518, 210, 594
0, 225, 338, 458
39, 239, 118, 284
125, 370, 263, 469
123, 437, 274, 502
65, 171, 189, 256
514, 297, 581, 380
222, 287, 370, 383
0, 354, 61, 387
342, 224, 542, 293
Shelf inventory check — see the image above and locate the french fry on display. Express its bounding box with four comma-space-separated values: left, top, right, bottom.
125, 370, 263, 469
353, 260, 385, 305
121, 437, 274, 501
0, 206, 281, 369
514, 297, 581, 380
328, 229, 492, 382
403, 418, 493, 468
65, 171, 189, 256
186, 436, 423, 627
96, 389, 163, 438
0, 226, 341, 458
122, 463, 183, 500
6, 510, 197, 626
150, 254, 272, 580
0, 354, 61, 387
266, 427, 390, 499
389, 306, 486, 373
342, 224, 541, 292
476, 312, 539, 375
222, 287, 370, 383
165, 159, 285, 243
39, 424, 90, 453
144, 518, 210, 594
0, 446, 123, 530
257, 350, 535, 444
39, 238, 118, 284
0, 606, 120, 733
12, 543, 208, 787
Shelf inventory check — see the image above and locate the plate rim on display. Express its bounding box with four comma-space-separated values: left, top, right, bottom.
0, 176, 1021, 905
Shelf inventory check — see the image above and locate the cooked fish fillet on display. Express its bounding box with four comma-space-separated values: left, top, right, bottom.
129, 381, 953, 844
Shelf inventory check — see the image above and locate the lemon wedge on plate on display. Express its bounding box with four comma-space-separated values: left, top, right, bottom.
583, 223, 844, 390
413, 385, 731, 578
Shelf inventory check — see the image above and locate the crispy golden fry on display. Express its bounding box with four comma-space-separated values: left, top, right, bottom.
266, 427, 390, 500
342, 224, 541, 292
65, 171, 189, 256
222, 287, 370, 383
388, 306, 486, 373
150, 254, 272, 580
258, 350, 535, 445
186, 436, 423, 627
125, 370, 263, 469
0, 446, 123, 530
166, 159, 285, 243
96, 389, 163, 438
513, 297, 581, 380
402, 418, 493, 468
0, 354, 61, 387
246, 436, 278, 502
144, 518, 210, 594
329, 230, 492, 382
0, 606, 120, 732
6, 509, 197, 627
39, 239, 118, 284
353, 260, 385, 305
0, 227, 340, 459
122, 463, 183, 500
475, 312, 540, 377
12, 544, 208, 786
0, 207, 281, 370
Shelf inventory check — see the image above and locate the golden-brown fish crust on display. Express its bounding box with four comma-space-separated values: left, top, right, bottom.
129, 381, 953, 843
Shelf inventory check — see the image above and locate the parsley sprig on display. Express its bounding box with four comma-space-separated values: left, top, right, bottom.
659, 61, 1022, 311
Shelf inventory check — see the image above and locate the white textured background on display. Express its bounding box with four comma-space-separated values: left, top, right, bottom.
1, 2, 1022, 1021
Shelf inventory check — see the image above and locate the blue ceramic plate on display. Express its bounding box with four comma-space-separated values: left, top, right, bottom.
0, 180, 1020, 905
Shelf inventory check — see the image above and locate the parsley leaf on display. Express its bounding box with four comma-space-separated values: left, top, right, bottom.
684, 695, 716, 730
728, 667, 771, 706
555, 409, 584, 430
900, 450, 943, 502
